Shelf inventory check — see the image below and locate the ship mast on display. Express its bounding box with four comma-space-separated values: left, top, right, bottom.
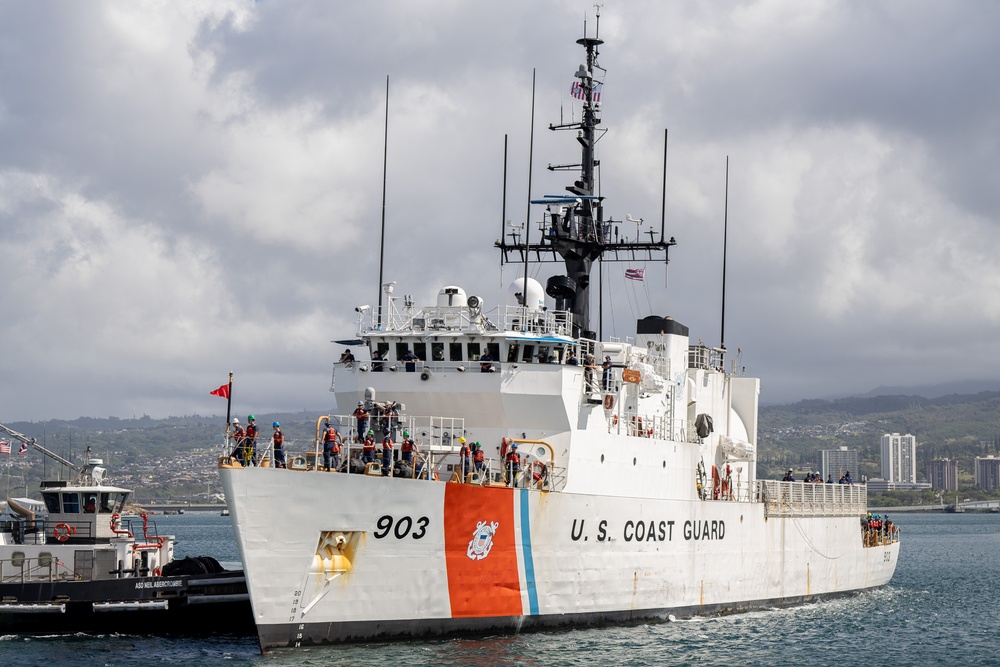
496, 35, 675, 338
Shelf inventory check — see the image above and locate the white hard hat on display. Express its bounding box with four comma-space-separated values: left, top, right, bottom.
232, 417, 240, 424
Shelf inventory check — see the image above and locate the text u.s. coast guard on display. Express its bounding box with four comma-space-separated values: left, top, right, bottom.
570, 518, 725, 542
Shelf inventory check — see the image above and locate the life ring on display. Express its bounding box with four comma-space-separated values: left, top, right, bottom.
152, 566, 162, 576
53, 522, 76, 542
711, 465, 721, 500
612, 414, 618, 426
603, 394, 614, 410
531, 460, 548, 480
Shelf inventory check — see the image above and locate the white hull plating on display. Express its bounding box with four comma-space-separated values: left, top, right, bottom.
220, 467, 898, 649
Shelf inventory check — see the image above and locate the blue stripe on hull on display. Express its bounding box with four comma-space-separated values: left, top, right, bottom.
518, 488, 539, 615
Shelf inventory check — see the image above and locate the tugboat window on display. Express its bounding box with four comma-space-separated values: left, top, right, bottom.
467, 342, 481, 360
42, 492, 60, 514
395, 342, 409, 361
99, 492, 114, 513
431, 343, 445, 361
449, 342, 463, 361
62, 492, 81, 513
83, 495, 97, 513
521, 345, 535, 363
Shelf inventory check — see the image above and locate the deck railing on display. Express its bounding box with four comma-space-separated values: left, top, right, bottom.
757, 480, 867, 518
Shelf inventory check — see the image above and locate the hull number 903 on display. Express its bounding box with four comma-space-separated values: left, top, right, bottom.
374, 514, 429, 540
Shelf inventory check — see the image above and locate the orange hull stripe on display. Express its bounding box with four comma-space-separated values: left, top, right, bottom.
444, 484, 522, 618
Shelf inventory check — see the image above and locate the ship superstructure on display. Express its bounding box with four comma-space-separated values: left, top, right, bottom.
218, 33, 899, 653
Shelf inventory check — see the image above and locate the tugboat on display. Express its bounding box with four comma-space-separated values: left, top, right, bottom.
218, 29, 899, 652
0, 422, 253, 636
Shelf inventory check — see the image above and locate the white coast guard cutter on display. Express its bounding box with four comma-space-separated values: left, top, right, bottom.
218, 32, 899, 652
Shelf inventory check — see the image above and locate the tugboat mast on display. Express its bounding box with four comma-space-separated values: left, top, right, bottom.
497, 35, 676, 339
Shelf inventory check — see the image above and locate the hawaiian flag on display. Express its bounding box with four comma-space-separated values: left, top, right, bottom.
625, 268, 644, 281
210, 383, 230, 399
18, 441, 27, 455
0, 440, 9, 455
570, 80, 603, 103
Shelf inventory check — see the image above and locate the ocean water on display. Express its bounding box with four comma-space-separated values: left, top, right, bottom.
2, 512, 998, 667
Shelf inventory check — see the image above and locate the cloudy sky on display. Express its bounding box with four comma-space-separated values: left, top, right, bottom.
2, 1, 999, 422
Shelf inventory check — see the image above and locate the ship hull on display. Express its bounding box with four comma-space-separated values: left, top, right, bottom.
220, 467, 898, 651
0, 572, 253, 636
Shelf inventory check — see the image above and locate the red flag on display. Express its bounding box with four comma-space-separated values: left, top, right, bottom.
210, 383, 230, 399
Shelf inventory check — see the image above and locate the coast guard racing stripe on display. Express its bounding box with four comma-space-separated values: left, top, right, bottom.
444, 484, 520, 617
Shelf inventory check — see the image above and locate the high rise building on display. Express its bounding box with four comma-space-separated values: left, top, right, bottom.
820, 446, 859, 483
975, 457, 1000, 491
880, 433, 917, 484
926, 458, 958, 491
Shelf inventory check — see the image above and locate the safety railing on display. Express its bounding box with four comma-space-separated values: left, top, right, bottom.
757, 480, 867, 518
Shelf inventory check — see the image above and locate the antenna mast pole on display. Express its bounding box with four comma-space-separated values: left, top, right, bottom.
521, 70, 537, 306
377, 76, 389, 328
720, 156, 729, 355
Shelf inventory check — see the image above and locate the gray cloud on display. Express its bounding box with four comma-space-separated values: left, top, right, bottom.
2, 1, 999, 421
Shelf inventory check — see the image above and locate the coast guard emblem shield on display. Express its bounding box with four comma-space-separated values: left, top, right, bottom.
467, 521, 499, 560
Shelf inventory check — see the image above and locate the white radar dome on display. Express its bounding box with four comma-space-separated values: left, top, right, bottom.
506, 277, 545, 312
437, 285, 468, 307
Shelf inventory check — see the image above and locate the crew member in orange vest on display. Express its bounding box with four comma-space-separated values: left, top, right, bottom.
272, 421, 286, 468
473, 442, 486, 473
505, 443, 521, 487
362, 429, 376, 464
322, 421, 342, 471
229, 417, 246, 464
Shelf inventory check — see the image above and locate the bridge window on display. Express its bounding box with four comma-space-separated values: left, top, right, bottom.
449, 342, 463, 361
395, 342, 410, 361
467, 342, 481, 360
521, 345, 535, 363
62, 492, 81, 514
506, 343, 519, 363
431, 343, 445, 361
414, 343, 427, 362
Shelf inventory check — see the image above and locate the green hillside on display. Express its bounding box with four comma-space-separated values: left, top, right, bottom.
4, 392, 999, 505
758, 391, 1000, 504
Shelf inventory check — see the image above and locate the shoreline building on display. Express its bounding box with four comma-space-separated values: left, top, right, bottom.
820, 446, 859, 483
975, 456, 1000, 491
881, 433, 917, 485
926, 458, 959, 491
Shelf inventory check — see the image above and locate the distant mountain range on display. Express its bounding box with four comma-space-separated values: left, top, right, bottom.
858, 379, 1000, 400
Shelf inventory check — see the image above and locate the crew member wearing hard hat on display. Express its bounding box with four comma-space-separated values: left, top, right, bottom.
229, 417, 246, 464
352, 401, 368, 442
272, 421, 286, 468
505, 443, 521, 487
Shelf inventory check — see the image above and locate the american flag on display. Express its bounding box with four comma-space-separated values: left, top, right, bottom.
570, 80, 603, 103
0, 440, 10, 455
625, 268, 644, 281
19, 441, 27, 455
